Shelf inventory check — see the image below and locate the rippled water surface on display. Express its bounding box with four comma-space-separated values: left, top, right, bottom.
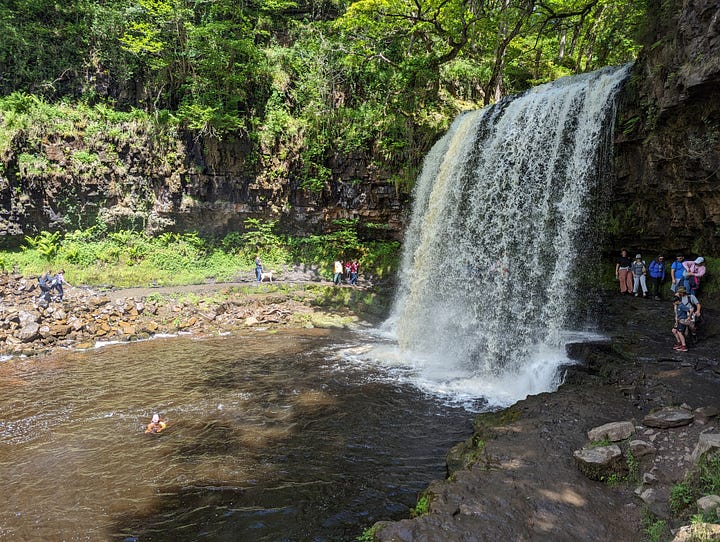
0, 329, 471, 541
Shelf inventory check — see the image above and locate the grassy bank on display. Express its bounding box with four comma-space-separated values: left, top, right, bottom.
0, 222, 400, 288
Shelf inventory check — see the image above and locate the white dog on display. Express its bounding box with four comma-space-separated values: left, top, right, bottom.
260, 270, 274, 282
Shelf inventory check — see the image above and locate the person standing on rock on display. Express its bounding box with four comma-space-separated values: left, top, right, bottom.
53, 269, 69, 301
349, 260, 359, 286
676, 286, 702, 342
670, 254, 685, 293
631, 254, 648, 297
672, 293, 694, 352
614, 249, 633, 295
333, 259, 344, 285
38, 269, 54, 303
648, 255, 666, 300
255, 256, 263, 282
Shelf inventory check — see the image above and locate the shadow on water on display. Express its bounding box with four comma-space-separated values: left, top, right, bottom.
0, 328, 469, 542
111, 363, 468, 541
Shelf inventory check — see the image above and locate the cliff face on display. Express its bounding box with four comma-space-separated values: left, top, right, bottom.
0, 122, 409, 246
1, 1, 717, 253
612, 0, 720, 255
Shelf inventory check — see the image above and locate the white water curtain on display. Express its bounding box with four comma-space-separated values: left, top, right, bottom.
391, 66, 630, 384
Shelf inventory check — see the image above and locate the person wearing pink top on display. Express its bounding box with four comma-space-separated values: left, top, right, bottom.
682, 257, 706, 295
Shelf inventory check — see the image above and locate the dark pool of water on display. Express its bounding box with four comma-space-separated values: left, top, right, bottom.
0, 328, 472, 541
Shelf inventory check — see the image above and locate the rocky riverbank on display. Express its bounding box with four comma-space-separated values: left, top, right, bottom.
371, 291, 720, 542
0, 271, 385, 358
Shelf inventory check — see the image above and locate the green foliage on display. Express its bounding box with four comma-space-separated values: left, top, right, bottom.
412, 494, 430, 517
357, 524, 380, 542
0, 0, 647, 189
641, 510, 668, 542
626, 450, 641, 484
23, 231, 61, 262
2, 226, 400, 287
670, 482, 695, 515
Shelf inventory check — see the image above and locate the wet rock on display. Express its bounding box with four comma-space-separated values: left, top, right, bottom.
588, 421, 635, 442
574, 445, 624, 481
643, 407, 694, 428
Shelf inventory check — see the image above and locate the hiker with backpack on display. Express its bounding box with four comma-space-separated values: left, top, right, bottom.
672, 292, 695, 352
631, 254, 649, 298
675, 286, 702, 343
37, 270, 55, 303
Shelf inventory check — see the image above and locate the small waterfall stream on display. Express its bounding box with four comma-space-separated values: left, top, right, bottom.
388, 65, 630, 406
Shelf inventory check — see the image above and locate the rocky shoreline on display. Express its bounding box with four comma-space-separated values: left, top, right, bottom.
0, 271, 382, 358
371, 292, 720, 541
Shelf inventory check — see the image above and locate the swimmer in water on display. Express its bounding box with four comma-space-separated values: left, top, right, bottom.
145, 413, 167, 434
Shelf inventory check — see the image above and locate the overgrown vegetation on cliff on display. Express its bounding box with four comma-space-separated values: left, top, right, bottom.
1, 0, 645, 190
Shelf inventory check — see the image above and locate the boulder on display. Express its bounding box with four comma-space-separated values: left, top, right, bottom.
694, 406, 720, 425
691, 434, 720, 463
588, 421, 635, 442
574, 445, 624, 481
630, 440, 657, 457
697, 495, 720, 514
671, 523, 720, 542
18, 310, 40, 326
643, 407, 694, 428
17, 322, 40, 342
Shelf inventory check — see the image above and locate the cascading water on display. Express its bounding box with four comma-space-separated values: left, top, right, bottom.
386, 65, 630, 407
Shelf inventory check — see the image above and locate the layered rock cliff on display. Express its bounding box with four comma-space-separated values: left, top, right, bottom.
0, 122, 409, 247
612, 0, 720, 254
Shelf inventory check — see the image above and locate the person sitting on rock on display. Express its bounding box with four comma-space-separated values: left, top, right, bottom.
145, 414, 167, 434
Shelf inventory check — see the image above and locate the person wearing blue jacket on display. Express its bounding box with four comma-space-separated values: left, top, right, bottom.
648, 255, 666, 300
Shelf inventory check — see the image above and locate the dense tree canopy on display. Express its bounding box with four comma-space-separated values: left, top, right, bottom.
0, 0, 646, 184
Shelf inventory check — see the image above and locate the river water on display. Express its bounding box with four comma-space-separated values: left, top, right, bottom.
0, 329, 471, 541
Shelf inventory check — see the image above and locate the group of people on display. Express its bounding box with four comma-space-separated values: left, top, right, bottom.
615, 249, 707, 352
37, 269, 69, 303
333, 259, 359, 286
615, 250, 706, 299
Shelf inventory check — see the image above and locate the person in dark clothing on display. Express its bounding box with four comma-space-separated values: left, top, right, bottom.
648, 255, 666, 300
37, 270, 54, 303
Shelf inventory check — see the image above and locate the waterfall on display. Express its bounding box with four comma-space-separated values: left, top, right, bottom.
387, 65, 630, 407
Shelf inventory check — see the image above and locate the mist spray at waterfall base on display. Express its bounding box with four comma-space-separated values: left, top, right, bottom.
371, 66, 630, 409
